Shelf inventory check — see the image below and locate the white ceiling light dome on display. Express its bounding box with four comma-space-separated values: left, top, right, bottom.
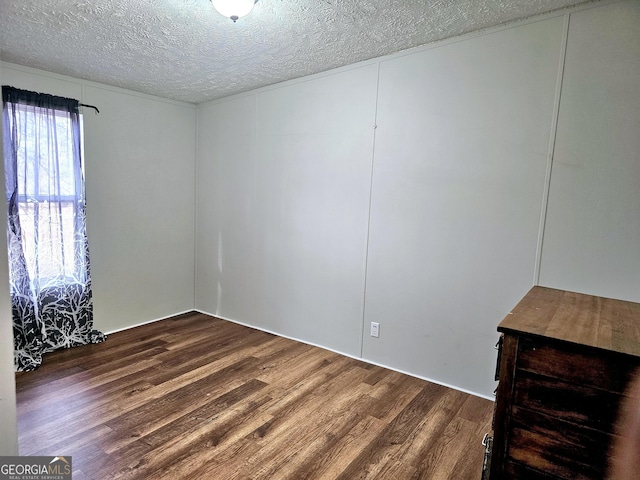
211, 0, 257, 22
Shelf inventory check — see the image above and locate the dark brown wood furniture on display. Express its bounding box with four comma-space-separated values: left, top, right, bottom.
486, 286, 640, 479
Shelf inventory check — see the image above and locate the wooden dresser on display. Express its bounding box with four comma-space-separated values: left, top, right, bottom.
486, 286, 640, 479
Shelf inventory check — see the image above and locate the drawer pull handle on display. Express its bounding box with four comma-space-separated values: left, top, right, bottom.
481, 434, 493, 478
494, 336, 504, 381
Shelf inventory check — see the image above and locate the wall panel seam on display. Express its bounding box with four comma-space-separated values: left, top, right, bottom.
533, 13, 571, 286
359, 62, 382, 358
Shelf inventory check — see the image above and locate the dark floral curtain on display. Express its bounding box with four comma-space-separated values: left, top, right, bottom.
2, 86, 105, 372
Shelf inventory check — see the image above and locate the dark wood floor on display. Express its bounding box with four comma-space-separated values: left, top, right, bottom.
15, 312, 493, 479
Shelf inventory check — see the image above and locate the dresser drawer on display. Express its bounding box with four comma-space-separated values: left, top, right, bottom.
507, 405, 611, 479
516, 337, 637, 394
503, 459, 563, 479
513, 370, 621, 433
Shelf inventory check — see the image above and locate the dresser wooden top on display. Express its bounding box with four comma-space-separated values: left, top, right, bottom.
498, 286, 640, 357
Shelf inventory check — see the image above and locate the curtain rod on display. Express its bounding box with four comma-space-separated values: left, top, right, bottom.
79, 103, 99, 114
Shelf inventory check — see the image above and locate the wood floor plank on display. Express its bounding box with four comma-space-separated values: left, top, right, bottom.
18, 359, 160, 418
15, 312, 493, 479
334, 382, 449, 480
370, 389, 470, 479
414, 417, 481, 480
246, 378, 378, 479
300, 415, 389, 480
103, 379, 271, 480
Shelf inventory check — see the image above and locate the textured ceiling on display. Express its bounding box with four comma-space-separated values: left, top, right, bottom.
0, 0, 597, 104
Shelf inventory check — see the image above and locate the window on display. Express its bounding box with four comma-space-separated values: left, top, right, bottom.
8, 103, 85, 284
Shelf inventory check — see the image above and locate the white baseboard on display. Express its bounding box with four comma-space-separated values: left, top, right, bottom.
102, 309, 197, 335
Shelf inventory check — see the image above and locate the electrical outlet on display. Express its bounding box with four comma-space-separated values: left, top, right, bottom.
370, 322, 380, 338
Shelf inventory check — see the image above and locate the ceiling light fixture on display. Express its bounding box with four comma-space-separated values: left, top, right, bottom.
210, 0, 257, 22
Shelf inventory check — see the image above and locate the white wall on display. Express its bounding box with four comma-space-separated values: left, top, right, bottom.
0, 63, 197, 334
196, 95, 256, 322
0, 228, 16, 455
362, 17, 564, 395
538, 0, 640, 302
196, 1, 639, 398
196, 65, 378, 356
0, 66, 18, 455
82, 86, 196, 332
